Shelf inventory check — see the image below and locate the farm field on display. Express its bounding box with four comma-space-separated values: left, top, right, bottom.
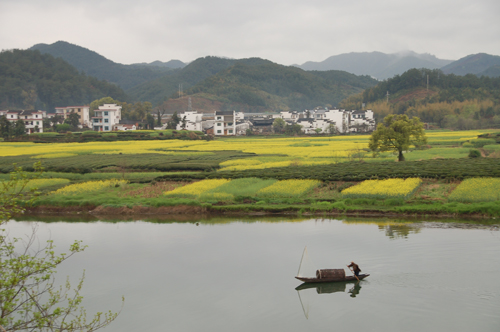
11, 175, 497, 217
1, 129, 500, 218
0, 129, 498, 174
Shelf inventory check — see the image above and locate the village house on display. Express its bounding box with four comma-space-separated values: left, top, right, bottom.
176, 111, 203, 131
0, 110, 45, 134
54, 105, 90, 128
214, 110, 236, 136
92, 104, 122, 132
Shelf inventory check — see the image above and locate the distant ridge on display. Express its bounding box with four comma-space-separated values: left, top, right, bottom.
29, 41, 175, 90
130, 59, 186, 69
296, 51, 453, 80
441, 53, 500, 77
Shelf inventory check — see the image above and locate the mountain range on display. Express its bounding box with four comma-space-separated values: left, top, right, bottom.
2, 41, 498, 113
295, 51, 453, 80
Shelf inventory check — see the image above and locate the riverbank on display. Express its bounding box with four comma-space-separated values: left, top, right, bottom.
23, 201, 500, 220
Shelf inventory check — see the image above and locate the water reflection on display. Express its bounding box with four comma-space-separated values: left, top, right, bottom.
296, 280, 364, 319
348, 282, 362, 298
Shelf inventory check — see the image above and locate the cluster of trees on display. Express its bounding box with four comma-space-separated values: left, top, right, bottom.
0, 116, 26, 139
340, 68, 500, 130
361, 68, 500, 104
0, 49, 127, 111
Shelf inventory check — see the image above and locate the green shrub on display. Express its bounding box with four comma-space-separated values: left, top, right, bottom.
468, 149, 481, 158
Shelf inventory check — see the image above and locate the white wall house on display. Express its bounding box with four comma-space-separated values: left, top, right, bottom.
301, 108, 375, 133
55, 105, 90, 128
92, 104, 122, 132
214, 110, 236, 136
1, 110, 44, 134
176, 111, 203, 131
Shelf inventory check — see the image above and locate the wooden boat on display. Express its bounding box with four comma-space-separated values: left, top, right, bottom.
295, 247, 369, 284
295, 273, 369, 284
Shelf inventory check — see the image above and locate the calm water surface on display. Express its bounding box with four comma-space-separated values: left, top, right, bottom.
8, 216, 500, 332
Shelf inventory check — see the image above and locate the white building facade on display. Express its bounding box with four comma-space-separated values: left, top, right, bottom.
176, 111, 203, 131
1, 110, 44, 134
92, 104, 122, 132
214, 111, 236, 136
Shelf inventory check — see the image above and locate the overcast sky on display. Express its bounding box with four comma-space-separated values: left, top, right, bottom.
1, 0, 499, 65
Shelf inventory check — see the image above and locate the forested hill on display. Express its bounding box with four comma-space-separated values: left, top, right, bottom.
127, 57, 271, 106
130, 57, 378, 111
340, 68, 500, 129
30, 41, 173, 90
441, 53, 500, 77
186, 62, 378, 111
0, 49, 127, 111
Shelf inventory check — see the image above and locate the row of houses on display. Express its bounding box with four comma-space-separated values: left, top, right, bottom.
280, 109, 375, 134
0, 104, 125, 134
173, 108, 375, 136
2, 104, 375, 136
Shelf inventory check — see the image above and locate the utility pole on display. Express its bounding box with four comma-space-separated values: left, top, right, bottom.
178, 83, 183, 98
386, 91, 389, 103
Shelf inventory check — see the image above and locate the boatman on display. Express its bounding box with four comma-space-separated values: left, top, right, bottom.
347, 261, 361, 277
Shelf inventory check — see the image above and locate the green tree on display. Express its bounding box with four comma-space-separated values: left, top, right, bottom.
146, 113, 155, 129
0, 163, 122, 331
156, 110, 162, 127
284, 123, 303, 136
65, 112, 80, 128
13, 119, 26, 137
369, 114, 427, 162
51, 114, 64, 129
181, 116, 187, 130
42, 118, 52, 131
0, 116, 12, 139
272, 118, 286, 133
89, 97, 117, 112
168, 111, 181, 129
327, 123, 337, 135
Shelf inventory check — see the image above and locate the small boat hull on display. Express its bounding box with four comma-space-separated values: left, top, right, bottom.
295, 273, 369, 283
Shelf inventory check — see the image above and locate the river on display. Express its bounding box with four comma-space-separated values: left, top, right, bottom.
6, 216, 500, 331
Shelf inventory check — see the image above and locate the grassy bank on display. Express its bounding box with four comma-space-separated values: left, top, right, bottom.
24, 177, 500, 218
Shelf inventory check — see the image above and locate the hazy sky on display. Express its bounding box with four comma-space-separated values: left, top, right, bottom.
1, 0, 499, 65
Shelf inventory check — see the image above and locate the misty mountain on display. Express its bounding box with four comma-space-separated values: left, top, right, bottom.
441, 53, 500, 77
296, 51, 453, 80
130, 60, 186, 69
29, 41, 174, 90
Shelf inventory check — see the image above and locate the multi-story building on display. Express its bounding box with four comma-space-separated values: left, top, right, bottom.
0, 110, 44, 134
214, 111, 236, 135
176, 111, 203, 131
92, 104, 122, 132
54, 105, 90, 128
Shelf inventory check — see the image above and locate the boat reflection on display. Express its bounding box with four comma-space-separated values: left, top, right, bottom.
295, 281, 347, 294
296, 280, 364, 319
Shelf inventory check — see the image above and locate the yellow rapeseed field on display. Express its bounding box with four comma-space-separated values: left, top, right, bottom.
51, 179, 128, 195
448, 178, 500, 202
0, 129, 496, 171
256, 179, 321, 198
342, 178, 422, 199
164, 179, 230, 198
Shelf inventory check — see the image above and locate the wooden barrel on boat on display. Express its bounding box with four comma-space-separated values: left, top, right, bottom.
316, 269, 345, 280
